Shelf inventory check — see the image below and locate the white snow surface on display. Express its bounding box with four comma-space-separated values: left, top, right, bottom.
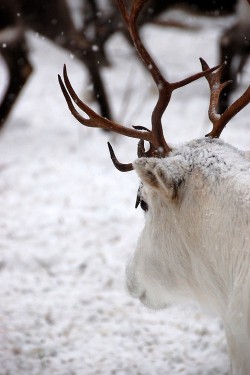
0, 11, 249, 375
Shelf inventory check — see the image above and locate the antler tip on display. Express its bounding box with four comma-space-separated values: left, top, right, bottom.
199, 57, 209, 71
58, 73, 65, 90
107, 141, 113, 155
107, 142, 133, 172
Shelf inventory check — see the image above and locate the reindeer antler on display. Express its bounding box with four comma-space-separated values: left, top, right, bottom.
116, 0, 222, 157
200, 58, 250, 138
58, 0, 219, 171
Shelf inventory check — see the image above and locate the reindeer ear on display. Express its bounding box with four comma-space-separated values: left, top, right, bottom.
133, 158, 160, 188
133, 158, 185, 201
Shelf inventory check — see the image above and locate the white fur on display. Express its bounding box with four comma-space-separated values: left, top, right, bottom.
127, 138, 250, 375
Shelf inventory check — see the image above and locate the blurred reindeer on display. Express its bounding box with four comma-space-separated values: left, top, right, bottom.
0, 0, 112, 129
91, 0, 237, 62
219, 0, 250, 113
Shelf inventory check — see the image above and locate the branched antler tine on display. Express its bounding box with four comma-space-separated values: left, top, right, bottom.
200, 58, 232, 125
200, 58, 250, 138
208, 85, 250, 138
59, 66, 106, 127
59, 65, 152, 142
173, 63, 221, 90
107, 142, 133, 172
58, 73, 93, 126
62, 64, 101, 121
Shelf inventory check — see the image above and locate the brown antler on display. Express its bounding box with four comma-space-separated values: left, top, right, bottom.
116, 0, 221, 157
58, 0, 219, 171
200, 58, 250, 138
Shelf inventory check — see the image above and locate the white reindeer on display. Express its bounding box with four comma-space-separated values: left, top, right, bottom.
58, 0, 250, 373
128, 137, 250, 374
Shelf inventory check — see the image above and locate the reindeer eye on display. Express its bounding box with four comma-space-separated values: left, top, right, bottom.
140, 199, 148, 212
135, 183, 148, 211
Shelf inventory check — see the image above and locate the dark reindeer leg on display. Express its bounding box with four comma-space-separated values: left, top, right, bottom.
218, 28, 236, 114
219, 23, 250, 114
0, 32, 32, 128
23, 0, 112, 120
83, 50, 112, 119
0, 1, 33, 128
81, 0, 112, 67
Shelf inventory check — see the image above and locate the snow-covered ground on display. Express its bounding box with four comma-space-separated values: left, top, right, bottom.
0, 9, 249, 375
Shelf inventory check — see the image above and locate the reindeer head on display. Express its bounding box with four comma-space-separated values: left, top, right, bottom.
59, 0, 250, 312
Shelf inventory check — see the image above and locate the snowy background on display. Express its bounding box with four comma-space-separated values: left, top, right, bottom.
0, 6, 249, 375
